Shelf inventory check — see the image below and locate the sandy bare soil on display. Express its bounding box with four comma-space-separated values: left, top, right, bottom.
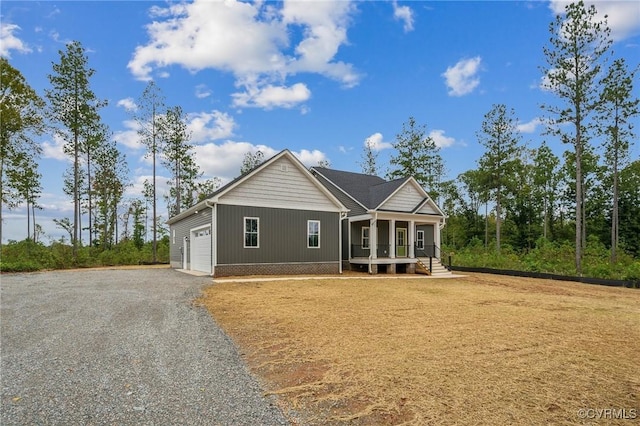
200, 273, 640, 425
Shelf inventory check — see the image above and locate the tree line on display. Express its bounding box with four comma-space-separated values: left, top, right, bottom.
1, 1, 638, 277
358, 2, 638, 278
2, 42, 219, 266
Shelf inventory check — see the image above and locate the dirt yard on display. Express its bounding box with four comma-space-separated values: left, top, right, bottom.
199, 273, 640, 425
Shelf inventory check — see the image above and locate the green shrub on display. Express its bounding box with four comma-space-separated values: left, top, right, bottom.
0, 260, 42, 272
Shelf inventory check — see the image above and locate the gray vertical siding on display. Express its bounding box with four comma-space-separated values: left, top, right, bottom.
169, 209, 212, 268
416, 224, 436, 256
341, 218, 349, 260
216, 205, 339, 264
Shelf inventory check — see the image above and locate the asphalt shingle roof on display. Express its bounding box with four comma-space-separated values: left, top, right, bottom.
313, 168, 409, 209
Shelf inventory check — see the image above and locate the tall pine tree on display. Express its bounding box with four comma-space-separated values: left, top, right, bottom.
477, 104, 522, 253
46, 40, 105, 258
388, 116, 444, 200
540, 0, 611, 274
595, 58, 639, 262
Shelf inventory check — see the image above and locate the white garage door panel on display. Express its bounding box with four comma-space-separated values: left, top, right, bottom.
190, 227, 211, 273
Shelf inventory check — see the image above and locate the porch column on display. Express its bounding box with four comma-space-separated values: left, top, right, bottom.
389, 219, 396, 259
409, 220, 415, 258
370, 218, 378, 260
348, 219, 352, 259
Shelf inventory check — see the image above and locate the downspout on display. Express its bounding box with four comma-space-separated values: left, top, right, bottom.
205, 200, 215, 277
339, 212, 347, 274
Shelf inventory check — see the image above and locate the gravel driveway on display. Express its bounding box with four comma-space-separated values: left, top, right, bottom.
1, 268, 288, 425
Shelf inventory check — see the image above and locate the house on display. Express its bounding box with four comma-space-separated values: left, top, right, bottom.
167, 150, 348, 277
310, 167, 446, 274
167, 149, 447, 277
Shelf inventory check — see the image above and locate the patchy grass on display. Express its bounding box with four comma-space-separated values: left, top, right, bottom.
199, 274, 640, 425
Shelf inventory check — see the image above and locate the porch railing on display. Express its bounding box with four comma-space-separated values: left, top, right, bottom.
351, 244, 391, 258
415, 244, 439, 259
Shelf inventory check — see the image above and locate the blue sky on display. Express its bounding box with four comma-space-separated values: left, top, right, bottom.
1, 0, 639, 244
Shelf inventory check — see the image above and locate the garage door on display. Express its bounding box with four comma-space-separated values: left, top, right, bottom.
190, 227, 211, 274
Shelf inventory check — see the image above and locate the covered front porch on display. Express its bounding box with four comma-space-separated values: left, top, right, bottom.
345, 213, 444, 274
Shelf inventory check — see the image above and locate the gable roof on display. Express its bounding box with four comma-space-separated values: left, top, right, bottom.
312, 167, 445, 217
312, 168, 408, 210
167, 150, 347, 224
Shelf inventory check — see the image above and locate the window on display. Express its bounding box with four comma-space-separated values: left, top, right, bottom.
362, 227, 370, 249
172, 229, 176, 244
308, 220, 320, 248
416, 230, 425, 250
244, 217, 259, 248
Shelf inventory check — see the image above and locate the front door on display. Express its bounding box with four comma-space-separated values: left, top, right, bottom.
396, 228, 407, 257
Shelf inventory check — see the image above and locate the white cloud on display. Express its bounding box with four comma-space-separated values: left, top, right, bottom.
192, 141, 327, 182
117, 97, 138, 112
281, 0, 360, 87
128, 0, 360, 109
193, 141, 278, 181
549, 1, 640, 41
195, 84, 212, 99
187, 110, 236, 143
442, 56, 482, 97
113, 120, 143, 150
392, 1, 414, 33
429, 129, 455, 148
517, 117, 543, 134
365, 132, 393, 151
113, 110, 235, 151
41, 134, 68, 161
0, 23, 31, 57
293, 149, 328, 167
232, 82, 311, 109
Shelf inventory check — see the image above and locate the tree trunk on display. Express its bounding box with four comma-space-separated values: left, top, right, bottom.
152, 105, 157, 263
575, 130, 583, 275
484, 202, 488, 249
26, 200, 31, 240
87, 150, 92, 247
496, 188, 501, 254
32, 202, 37, 242
0, 158, 4, 249
611, 142, 619, 263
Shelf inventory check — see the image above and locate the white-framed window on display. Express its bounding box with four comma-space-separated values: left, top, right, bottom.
172, 229, 176, 244
362, 226, 370, 249
308, 220, 320, 248
416, 230, 425, 250
244, 217, 259, 248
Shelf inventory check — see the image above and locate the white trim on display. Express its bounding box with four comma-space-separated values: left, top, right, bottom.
396, 227, 407, 258
189, 224, 212, 274
416, 230, 425, 250
243, 217, 260, 248
375, 177, 447, 217
361, 226, 370, 249
216, 198, 344, 213
182, 236, 188, 269
307, 220, 320, 248
389, 219, 396, 259
409, 220, 415, 258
